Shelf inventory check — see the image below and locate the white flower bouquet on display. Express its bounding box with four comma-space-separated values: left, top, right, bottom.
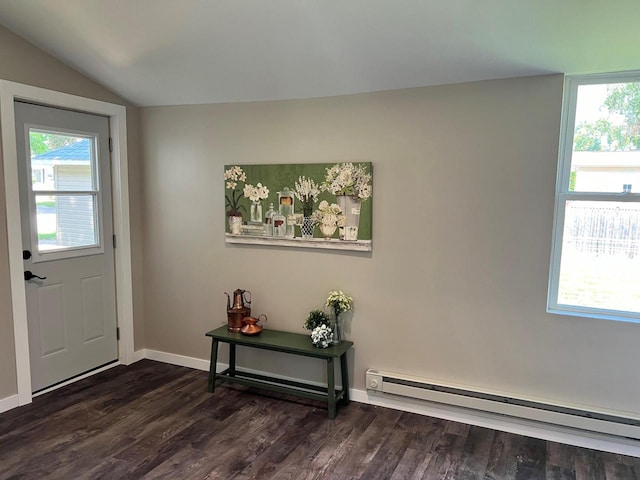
310, 200, 346, 228
224, 165, 246, 190
293, 176, 321, 215
322, 162, 372, 200
326, 290, 353, 318
310, 324, 333, 348
243, 183, 270, 202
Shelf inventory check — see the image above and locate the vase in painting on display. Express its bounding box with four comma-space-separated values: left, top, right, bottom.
336, 195, 361, 241
319, 224, 336, 239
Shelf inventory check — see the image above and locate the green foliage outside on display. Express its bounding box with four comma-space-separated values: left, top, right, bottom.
574, 82, 640, 152
569, 171, 577, 191
29, 131, 76, 155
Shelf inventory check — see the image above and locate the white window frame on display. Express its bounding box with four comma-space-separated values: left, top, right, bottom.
548, 71, 640, 323
25, 126, 105, 262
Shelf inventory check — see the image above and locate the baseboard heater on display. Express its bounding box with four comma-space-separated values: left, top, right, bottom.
365, 369, 640, 439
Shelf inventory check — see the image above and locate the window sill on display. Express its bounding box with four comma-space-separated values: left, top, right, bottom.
547, 306, 640, 324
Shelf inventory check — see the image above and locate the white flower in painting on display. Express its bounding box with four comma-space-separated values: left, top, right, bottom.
294, 176, 321, 212
322, 162, 372, 200
243, 182, 270, 202
224, 165, 246, 185
310, 201, 345, 228
224, 165, 247, 212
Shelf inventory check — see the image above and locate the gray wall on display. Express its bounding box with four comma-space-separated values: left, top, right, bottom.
140, 75, 640, 415
0, 25, 145, 400
3, 22, 640, 419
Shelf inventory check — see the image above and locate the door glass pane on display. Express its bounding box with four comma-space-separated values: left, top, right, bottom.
557, 200, 640, 313
570, 82, 640, 193
29, 131, 95, 192
36, 194, 98, 251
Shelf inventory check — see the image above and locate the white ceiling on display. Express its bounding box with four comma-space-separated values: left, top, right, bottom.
0, 0, 639, 107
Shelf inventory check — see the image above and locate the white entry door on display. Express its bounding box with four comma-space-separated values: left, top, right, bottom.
14, 101, 118, 393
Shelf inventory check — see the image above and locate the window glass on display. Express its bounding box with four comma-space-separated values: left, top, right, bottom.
29, 131, 100, 253
35, 194, 98, 251
29, 132, 95, 192
571, 83, 640, 193
557, 201, 640, 313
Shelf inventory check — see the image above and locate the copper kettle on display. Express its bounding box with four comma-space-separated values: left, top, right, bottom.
224, 289, 251, 332
240, 314, 267, 336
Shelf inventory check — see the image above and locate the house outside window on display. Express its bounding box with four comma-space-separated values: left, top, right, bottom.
548, 72, 640, 322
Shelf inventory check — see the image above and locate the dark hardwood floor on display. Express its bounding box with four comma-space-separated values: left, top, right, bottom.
1, 360, 638, 479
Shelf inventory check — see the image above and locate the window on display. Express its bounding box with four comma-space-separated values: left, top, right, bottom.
28, 130, 101, 256
548, 73, 640, 321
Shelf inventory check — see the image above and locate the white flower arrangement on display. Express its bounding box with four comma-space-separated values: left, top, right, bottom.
322, 162, 372, 200
326, 290, 353, 317
243, 183, 270, 202
310, 200, 346, 228
224, 165, 246, 190
293, 176, 321, 214
224, 165, 247, 213
310, 324, 333, 348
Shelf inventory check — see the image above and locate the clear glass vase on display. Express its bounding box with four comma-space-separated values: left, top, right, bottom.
331, 312, 342, 345
250, 201, 263, 224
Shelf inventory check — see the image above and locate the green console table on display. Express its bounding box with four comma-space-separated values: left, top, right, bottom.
206, 325, 353, 419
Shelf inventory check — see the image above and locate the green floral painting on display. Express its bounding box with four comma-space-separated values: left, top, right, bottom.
224, 162, 372, 242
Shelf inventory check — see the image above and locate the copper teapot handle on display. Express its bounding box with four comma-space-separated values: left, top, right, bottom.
243, 290, 252, 306
257, 314, 267, 325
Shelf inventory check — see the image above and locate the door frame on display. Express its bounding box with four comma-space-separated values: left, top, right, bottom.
0, 80, 134, 406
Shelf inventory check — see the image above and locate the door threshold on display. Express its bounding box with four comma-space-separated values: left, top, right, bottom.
32, 360, 120, 397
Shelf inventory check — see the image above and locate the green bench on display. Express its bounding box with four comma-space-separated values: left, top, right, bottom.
206, 325, 353, 419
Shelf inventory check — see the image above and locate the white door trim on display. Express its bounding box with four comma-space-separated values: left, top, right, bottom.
0, 80, 134, 406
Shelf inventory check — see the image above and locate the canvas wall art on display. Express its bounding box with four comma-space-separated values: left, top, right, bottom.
224, 162, 372, 251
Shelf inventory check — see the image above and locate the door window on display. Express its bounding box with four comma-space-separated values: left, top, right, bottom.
27, 130, 103, 258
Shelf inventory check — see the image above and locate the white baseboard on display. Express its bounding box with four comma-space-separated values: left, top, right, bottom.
0, 394, 19, 414
351, 389, 640, 458
131, 349, 146, 363
141, 348, 210, 371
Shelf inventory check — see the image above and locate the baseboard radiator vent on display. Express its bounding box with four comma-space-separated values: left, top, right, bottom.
365, 369, 640, 439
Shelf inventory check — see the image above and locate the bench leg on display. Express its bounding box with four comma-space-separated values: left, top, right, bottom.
327, 357, 336, 419
207, 339, 219, 393
229, 343, 236, 377
340, 352, 350, 405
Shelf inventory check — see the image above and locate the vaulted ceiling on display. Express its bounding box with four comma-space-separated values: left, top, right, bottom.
0, 0, 639, 106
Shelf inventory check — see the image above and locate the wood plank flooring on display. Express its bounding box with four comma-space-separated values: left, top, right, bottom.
1, 360, 639, 479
